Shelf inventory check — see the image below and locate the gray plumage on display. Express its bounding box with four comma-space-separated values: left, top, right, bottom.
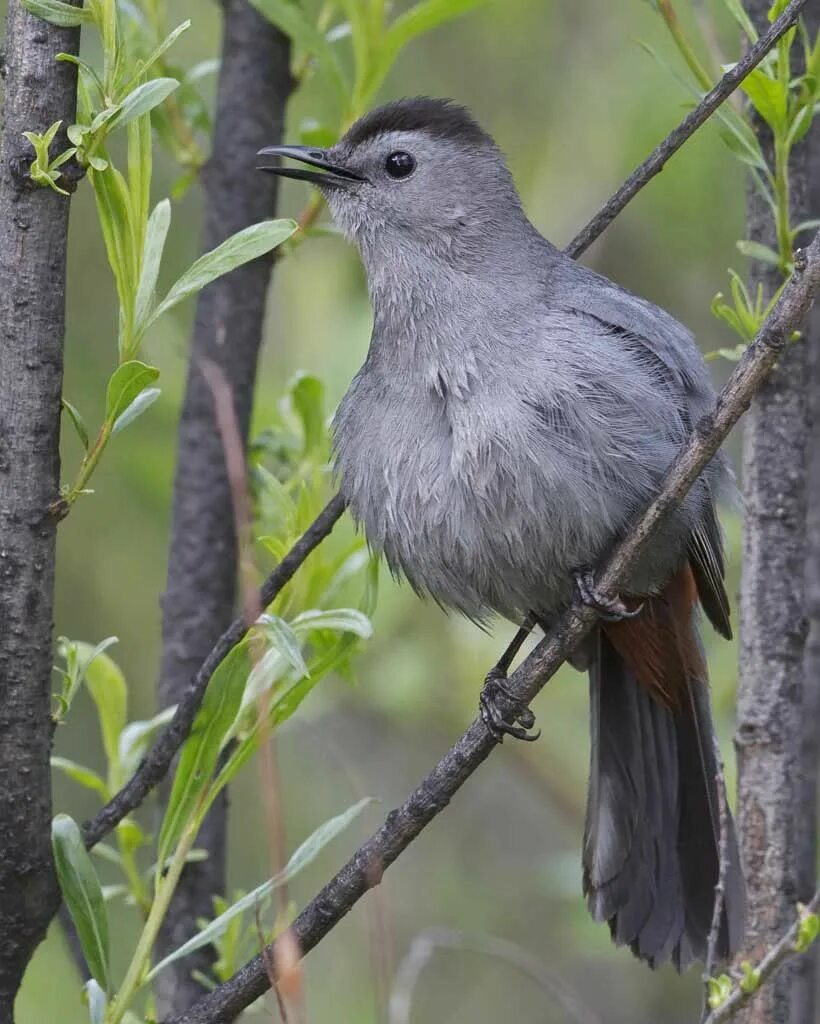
267, 97, 746, 968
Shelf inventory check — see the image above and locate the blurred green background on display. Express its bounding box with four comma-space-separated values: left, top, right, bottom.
4, 0, 750, 1020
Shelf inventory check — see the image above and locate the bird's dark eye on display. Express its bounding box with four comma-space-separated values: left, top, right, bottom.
384, 151, 416, 179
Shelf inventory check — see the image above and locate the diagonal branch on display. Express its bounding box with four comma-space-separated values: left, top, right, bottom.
165, 235, 820, 1024
80, 0, 805, 856
564, 0, 807, 257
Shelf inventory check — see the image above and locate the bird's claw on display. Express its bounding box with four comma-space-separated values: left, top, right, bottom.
479, 668, 540, 743
574, 568, 643, 622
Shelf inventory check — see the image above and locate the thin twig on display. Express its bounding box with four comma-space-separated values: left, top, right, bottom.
163, 236, 820, 1024
702, 737, 731, 1023
81, 492, 347, 849
703, 889, 820, 1024
563, 0, 807, 258
387, 927, 603, 1024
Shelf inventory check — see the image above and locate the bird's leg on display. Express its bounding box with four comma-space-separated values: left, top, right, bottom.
573, 568, 643, 622
480, 614, 540, 743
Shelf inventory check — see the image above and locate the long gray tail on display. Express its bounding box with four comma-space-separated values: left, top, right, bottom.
582, 630, 746, 969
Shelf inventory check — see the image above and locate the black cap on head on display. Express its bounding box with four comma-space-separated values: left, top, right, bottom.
343, 97, 490, 149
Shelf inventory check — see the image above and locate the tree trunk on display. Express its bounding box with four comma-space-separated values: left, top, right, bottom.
794, 86, 820, 1024
0, 2, 80, 1019
734, 4, 816, 1022
154, 3, 292, 1015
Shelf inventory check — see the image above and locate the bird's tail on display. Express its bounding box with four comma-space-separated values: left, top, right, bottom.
582, 567, 746, 969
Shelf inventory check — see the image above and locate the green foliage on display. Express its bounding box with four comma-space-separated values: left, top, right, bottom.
22, 120, 77, 194
706, 972, 733, 1009
147, 796, 373, 984
52, 815, 111, 993
793, 903, 820, 952
22, 0, 295, 513
650, 0, 820, 358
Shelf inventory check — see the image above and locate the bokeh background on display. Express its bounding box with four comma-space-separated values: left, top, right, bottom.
6, 0, 751, 1020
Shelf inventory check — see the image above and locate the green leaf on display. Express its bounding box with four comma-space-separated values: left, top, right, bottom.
105, 361, 160, 425
146, 219, 297, 330
76, 643, 127, 778
741, 68, 788, 129
135, 199, 171, 329
54, 635, 119, 722
736, 239, 782, 265
84, 980, 107, 1024
118, 705, 176, 780
90, 163, 138, 331
158, 640, 251, 865
111, 386, 161, 435
290, 374, 326, 454
147, 797, 373, 982
707, 973, 732, 1009
52, 815, 110, 992
20, 0, 94, 26
259, 614, 310, 679
110, 78, 180, 132
61, 398, 90, 451
787, 103, 814, 146
248, 0, 349, 99
291, 608, 373, 639
738, 959, 761, 993
135, 20, 191, 79
51, 757, 110, 801
794, 905, 820, 952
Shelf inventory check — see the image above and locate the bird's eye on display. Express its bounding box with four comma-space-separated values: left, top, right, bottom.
384, 151, 416, 179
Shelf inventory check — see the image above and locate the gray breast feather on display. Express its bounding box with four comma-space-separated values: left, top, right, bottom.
332, 292, 723, 623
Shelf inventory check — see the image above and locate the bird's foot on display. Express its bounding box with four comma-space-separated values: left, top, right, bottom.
573, 568, 643, 622
479, 668, 540, 743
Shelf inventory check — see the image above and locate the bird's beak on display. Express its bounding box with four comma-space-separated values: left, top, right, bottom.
256, 145, 364, 186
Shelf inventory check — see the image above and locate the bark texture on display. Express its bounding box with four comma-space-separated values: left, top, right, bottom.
154, 3, 292, 1015
734, 4, 817, 1022
0, 2, 79, 1017
794, 86, 820, 1024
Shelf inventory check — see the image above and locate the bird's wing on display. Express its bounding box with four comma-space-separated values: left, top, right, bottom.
554, 265, 733, 639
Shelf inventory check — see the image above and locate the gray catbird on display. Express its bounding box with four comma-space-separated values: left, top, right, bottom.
258, 97, 746, 970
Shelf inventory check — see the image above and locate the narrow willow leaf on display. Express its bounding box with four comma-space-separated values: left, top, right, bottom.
134, 199, 171, 330
118, 705, 176, 780
259, 614, 310, 678
84, 980, 107, 1024
90, 163, 137, 322
146, 219, 297, 330
76, 643, 127, 776
158, 640, 252, 865
111, 386, 161, 435
110, 78, 180, 132
291, 608, 373, 639
736, 239, 782, 265
147, 797, 374, 981
136, 20, 191, 79
248, 0, 349, 98
105, 361, 160, 425
52, 815, 110, 992
61, 398, 90, 451
20, 0, 94, 26
51, 756, 110, 801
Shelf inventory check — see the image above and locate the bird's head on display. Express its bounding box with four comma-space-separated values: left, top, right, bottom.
257, 97, 525, 264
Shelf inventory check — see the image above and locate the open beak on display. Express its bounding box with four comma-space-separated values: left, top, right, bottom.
256, 145, 365, 186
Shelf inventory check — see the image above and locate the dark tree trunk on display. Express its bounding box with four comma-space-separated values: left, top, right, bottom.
794, 86, 820, 1024
734, 4, 817, 1022
0, 2, 80, 1019
154, 3, 292, 1015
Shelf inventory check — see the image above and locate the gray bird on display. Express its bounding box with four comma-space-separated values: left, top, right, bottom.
258, 97, 745, 970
